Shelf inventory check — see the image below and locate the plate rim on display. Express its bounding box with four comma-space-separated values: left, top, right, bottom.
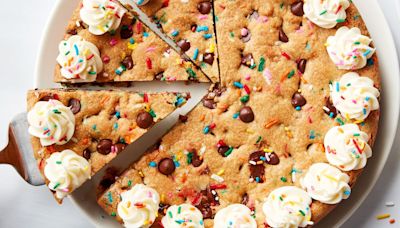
34, 0, 400, 227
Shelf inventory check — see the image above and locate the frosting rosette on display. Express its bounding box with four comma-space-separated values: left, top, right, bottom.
56, 35, 103, 82
326, 26, 375, 70
117, 184, 160, 228
330, 72, 379, 121
262, 186, 313, 228
80, 0, 127, 35
324, 124, 372, 171
214, 204, 256, 228
304, 0, 350, 29
44, 150, 91, 199
300, 163, 351, 204
162, 204, 204, 228
28, 99, 75, 146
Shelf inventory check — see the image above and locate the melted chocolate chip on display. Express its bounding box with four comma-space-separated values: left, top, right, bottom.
158, 158, 176, 175
291, 1, 304, 16
97, 139, 113, 155
279, 28, 289, 43
83, 148, 91, 160
114, 143, 127, 153
266, 152, 280, 165
177, 39, 191, 52
324, 97, 337, 118
67, 29, 77, 35
297, 59, 307, 74
136, 112, 154, 129
241, 53, 254, 68
68, 98, 81, 114
179, 114, 188, 123
291, 92, 307, 108
197, 2, 212, 14
121, 56, 134, 70
217, 146, 230, 157
203, 53, 215, 65
196, 187, 219, 219
202, 99, 217, 109
249, 151, 265, 183
239, 106, 255, 123
120, 25, 133, 39
191, 149, 203, 167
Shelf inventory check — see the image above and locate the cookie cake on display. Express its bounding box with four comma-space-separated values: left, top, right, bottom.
28, 0, 381, 227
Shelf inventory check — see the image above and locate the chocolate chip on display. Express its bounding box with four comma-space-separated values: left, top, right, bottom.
190, 149, 203, 167
218, 146, 230, 157
291, 92, 307, 108
40, 94, 59, 101
158, 158, 176, 175
120, 25, 133, 39
177, 39, 191, 52
203, 53, 214, 65
241, 193, 249, 205
241, 53, 254, 68
297, 59, 307, 74
239, 106, 255, 123
266, 152, 280, 165
197, 2, 212, 14
121, 56, 134, 70
249, 151, 265, 183
68, 98, 81, 114
291, 1, 304, 16
155, 72, 164, 80
67, 29, 77, 35
179, 114, 188, 123
114, 143, 127, 153
202, 99, 217, 109
97, 139, 113, 155
83, 148, 91, 160
279, 28, 289, 43
324, 97, 337, 118
136, 112, 154, 129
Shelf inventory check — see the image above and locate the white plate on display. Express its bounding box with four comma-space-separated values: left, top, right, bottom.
35, 0, 400, 227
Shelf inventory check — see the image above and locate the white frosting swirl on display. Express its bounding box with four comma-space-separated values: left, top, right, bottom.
44, 150, 90, 199
300, 163, 351, 204
162, 204, 204, 228
324, 124, 372, 171
80, 0, 127, 35
28, 100, 75, 146
326, 26, 375, 70
214, 204, 256, 228
330, 72, 380, 121
117, 184, 160, 228
56, 35, 103, 82
304, 0, 350, 29
262, 186, 313, 228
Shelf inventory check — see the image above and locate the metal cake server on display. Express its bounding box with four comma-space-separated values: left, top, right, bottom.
0, 112, 44, 186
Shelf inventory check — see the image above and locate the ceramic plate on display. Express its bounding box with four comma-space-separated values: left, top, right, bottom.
35, 0, 400, 227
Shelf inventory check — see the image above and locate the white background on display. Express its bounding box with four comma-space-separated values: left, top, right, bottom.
0, 0, 399, 227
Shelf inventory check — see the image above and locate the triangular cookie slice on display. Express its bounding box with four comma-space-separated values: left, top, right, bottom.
27, 89, 189, 203
55, 0, 209, 83
119, 0, 220, 82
